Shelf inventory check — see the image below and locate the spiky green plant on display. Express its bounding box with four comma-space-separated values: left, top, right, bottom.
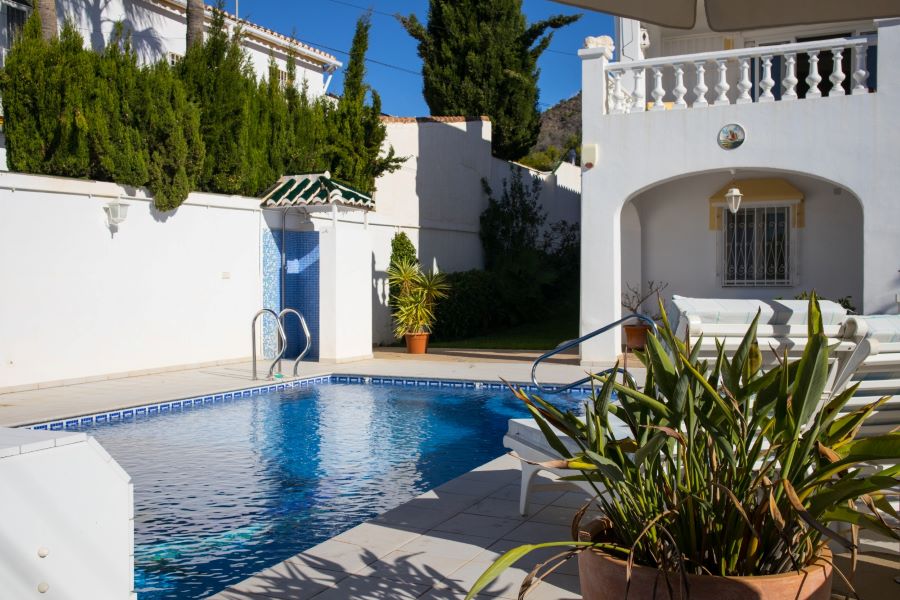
468, 295, 899, 598
387, 258, 449, 338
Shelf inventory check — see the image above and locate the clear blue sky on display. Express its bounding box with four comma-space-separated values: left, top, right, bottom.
227, 1, 614, 115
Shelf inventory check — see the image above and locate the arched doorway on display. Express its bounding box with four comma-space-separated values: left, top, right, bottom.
620, 169, 864, 314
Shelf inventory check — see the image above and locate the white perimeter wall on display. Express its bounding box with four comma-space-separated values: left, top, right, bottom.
0, 173, 264, 389
369, 118, 581, 345
0, 118, 582, 385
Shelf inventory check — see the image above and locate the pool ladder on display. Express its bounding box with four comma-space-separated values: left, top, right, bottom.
530, 313, 657, 394
251, 308, 313, 380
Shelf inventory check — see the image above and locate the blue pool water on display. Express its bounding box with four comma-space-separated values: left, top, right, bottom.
81, 380, 583, 599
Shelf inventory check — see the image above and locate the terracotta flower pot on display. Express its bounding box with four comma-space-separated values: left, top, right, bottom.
577, 522, 833, 600
623, 323, 652, 350
404, 332, 429, 354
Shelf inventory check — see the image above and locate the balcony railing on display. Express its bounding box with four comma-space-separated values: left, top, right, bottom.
603, 36, 875, 115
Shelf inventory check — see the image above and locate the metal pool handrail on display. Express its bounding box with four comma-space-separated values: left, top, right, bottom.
252, 308, 287, 380
531, 313, 658, 394
278, 308, 312, 377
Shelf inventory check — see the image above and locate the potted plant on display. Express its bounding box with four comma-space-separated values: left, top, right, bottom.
621, 280, 668, 350
468, 295, 900, 600
387, 257, 449, 354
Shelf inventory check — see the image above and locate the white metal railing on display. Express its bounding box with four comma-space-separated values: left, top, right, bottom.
604, 36, 875, 114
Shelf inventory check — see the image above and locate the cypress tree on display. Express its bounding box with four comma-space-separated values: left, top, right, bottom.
399, 1, 579, 161
284, 49, 329, 175
324, 14, 403, 193
88, 23, 149, 187
137, 61, 205, 212
178, 5, 255, 195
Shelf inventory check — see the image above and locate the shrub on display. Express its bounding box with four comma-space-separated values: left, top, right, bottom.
431, 270, 503, 340
1, 13, 204, 211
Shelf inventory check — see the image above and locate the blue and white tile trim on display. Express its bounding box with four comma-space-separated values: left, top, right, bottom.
23, 375, 592, 431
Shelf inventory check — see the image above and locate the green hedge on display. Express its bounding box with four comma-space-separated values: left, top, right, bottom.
1, 7, 402, 211
1, 20, 204, 210
431, 270, 504, 340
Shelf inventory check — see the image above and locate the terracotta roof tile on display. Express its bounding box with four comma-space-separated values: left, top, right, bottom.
379, 116, 491, 124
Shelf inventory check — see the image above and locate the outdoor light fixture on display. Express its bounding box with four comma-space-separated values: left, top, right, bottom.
104, 198, 130, 228
725, 187, 743, 214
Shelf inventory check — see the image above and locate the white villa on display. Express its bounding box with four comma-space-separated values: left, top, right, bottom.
579, 8, 900, 363
0, 0, 341, 94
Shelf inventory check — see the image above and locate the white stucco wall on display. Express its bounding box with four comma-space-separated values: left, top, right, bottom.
628, 171, 864, 308
368, 118, 582, 345
0, 428, 134, 599
0, 173, 264, 389
579, 19, 900, 363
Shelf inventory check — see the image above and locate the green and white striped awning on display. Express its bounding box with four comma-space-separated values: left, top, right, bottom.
260, 172, 373, 209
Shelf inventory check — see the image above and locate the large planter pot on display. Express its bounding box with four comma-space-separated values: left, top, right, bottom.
623, 323, 652, 350
404, 332, 429, 354
577, 522, 833, 600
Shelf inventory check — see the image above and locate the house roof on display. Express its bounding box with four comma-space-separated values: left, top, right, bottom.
260, 173, 374, 210
153, 0, 341, 69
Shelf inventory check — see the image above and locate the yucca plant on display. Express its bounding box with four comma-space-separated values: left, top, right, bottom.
387, 258, 449, 339
468, 295, 899, 598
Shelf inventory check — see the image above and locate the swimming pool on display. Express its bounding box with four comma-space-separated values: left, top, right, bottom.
78, 378, 584, 599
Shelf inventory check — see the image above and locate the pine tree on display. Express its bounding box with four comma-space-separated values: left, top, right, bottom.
399, 1, 579, 161
324, 14, 403, 193
37, 0, 57, 41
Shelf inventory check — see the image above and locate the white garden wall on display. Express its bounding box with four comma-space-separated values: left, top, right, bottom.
0, 115, 583, 386
0, 173, 264, 390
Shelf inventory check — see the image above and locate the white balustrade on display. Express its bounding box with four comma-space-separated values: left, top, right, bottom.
651, 67, 666, 110
852, 44, 869, 95
829, 48, 846, 96
714, 59, 730, 105
736, 57, 752, 104
598, 35, 873, 115
672, 64, 687, 109
782, 53, 798, 100
759, 55, 775, 102
633, 68, 646, 112
805, 51, 822, 99
692, 61, 709, 107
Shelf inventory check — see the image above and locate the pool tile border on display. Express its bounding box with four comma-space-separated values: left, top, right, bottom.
24, 374, 591, 431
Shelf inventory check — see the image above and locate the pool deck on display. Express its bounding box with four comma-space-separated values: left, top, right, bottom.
4, 351, 896, 598
0, 348, 599, 427
209, 454, 591, 600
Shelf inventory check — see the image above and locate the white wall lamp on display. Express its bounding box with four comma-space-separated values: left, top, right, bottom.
104, 197, 130, 229
725, 187, 743, 214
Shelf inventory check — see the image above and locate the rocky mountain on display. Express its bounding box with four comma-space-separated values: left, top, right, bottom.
533, 92, 581, 154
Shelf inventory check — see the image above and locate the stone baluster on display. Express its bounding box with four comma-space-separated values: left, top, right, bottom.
806, 50, 822, 98
607, 70, 624, 113
632, 68, 646, 112
759, 55, 775, 102
829, 47, 846, 96
672, 63, 687, 109
651, 67, 666, 110
781, 53, 798, 100
736, 57, 752, 104
852, 43, 869, 95
693, 61, 709, 107
713, 58, 730, 105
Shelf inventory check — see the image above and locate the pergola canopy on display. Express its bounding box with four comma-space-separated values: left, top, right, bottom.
553, 0, 900, 32
260, 172, 374, 210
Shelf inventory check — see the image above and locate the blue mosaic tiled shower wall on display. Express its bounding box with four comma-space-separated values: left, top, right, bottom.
262, 228, 320, 361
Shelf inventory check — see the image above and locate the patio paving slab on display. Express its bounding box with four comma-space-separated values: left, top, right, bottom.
0, 351, 616, 427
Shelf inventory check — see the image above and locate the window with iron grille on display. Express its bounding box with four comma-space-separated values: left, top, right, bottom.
723, 205, 792, 286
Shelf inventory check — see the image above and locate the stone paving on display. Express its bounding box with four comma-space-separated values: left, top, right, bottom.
0, 348, 602, 427
209, 454, 593, 600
